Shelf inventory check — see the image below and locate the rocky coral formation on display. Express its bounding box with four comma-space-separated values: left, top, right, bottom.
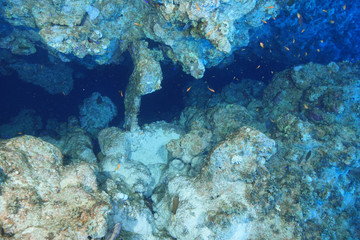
9, 60, 74, 95
0, 109, 42, 139
79, 92, 118, 135
0, 135, 110, 239
0, 0, 282, 127
124, 40, 163, 130
1, 61, 359, 239
153, 127, 282, 239
98, 121, 182, 197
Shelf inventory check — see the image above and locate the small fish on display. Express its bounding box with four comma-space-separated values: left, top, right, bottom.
115, 164, 121, 171
329, 20, 335, 24
256, 65, 261, 69
322, 9, 327, 13
292, 38, 295, 44
62, 91, 66, 96
297, 13, 303, 27
196, 3, 200, 11
261, 20, 267, 24
120, 90, 123, 97
265, 6, 275, 9
259, 42, 264, 48
18, 132, 23, 135
171, 195, 179, 221
301, 28, 305, 33
139, 132, 145, 135
134, 22, 142, 26
343, 4, 346, 10
305, 52, 308, 56
186, 86, 192, 92
40, 65, 43, 69
305, 151, 312, 161
284, 46, 290, 51
270, 118, 275, 123
317, 49, 320, 52
207, 86, 215, 92
205, 31, 211, 36
304, 103, 309, 109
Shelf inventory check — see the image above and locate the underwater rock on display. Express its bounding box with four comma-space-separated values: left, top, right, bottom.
9, 61, 73, 95
98, 121, 182, 196
124, 40, 163, 131
0, 109, 42, 139
262, 61, 360, 128
152, 126, 283, 239
0, 135, 110, 239
1, 0, 280, 78
79, 92, 117, 136
44, 119, 98, 164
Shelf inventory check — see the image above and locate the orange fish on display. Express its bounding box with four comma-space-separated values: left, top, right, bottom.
18, 132, 23, 135
205, 31, 211, 36
265, 6, 275, 9
134, 22, 142, 26
303, 104, 309, 109
256, 65, 261, 69
207, 86, 215, 92
115, 164, 121, 171
139, 132, 145, 135
120, 90, 123, 97
196, 3, 200, 11
284, 46, 290, 51
343, 4, 346, 10
260, 42, 264, 48
329, 20, 335, 24
301, 28, 306, 33
270, 118, 274, 123
186, 86, 192, 92
322, 9, 327, 13
297, 13, 303, 27
261, 20, 267, 24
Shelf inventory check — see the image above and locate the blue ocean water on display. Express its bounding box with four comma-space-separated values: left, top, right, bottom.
0, 0, 359, 239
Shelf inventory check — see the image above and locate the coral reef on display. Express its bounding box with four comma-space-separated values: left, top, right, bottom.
9, 60, 74, 95
0, 0, 282, 126
0, 109, 42, 139
1, 56, 360, 239
79, 92, 118, 135
98, 121, 182, 196
0, 135, 110, 239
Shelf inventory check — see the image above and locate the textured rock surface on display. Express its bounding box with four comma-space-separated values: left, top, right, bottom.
0, 109, 42, 139
9, 61, 73, 95
79, 92, 118, 135
98, 121, 182, 196
152, 126, 282, 239
0, 135, 110, 239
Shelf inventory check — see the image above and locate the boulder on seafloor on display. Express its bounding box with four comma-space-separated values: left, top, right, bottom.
98, 121, 182, 197
79, 92, 117, 136
150, 126, 296, 240
0, 135, 111, 239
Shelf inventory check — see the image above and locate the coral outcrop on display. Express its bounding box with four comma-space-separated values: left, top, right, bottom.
0, 135, 110, 239
79, 92, 117, 135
